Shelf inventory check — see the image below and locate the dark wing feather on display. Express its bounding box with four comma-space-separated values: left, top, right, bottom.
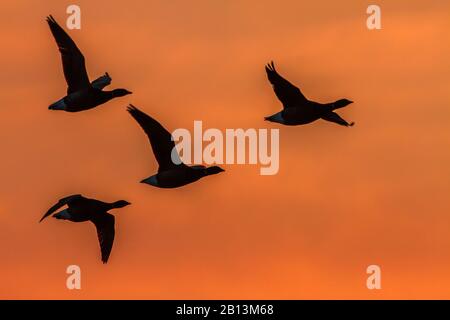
127, 104, 184, 171
91, 72, 112, 90
40, 194, 83, 222
321, 111, 355, 127
265, 61, 308, 109
46, 15, 90, 94
91, 213, 115, 264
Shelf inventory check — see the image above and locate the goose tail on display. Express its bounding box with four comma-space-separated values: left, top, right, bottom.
49, 98, 67, 111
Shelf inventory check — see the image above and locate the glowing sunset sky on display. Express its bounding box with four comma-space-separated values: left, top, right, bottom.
0, 0, 449, 299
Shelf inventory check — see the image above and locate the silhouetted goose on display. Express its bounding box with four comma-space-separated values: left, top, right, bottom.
46, 15, 132, 112
40, 194, 130, 263
127, 105, 224, 188
265, 61, 354, 127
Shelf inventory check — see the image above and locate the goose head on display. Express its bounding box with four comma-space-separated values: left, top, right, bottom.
112, 200, 131, 208
112, 89, 133, 97
333, 99, 353, 108
204, 166, 225, 176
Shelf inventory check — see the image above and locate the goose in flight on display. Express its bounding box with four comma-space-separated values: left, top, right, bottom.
46, 15, 132, 112
127, 105, 224, 188
40, 194, 131, 263
265, 61, 354, 127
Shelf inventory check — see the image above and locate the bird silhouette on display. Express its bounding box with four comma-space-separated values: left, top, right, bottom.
40, 194, 130, 263
46, 15, 132, 112
127, 105, 225, 188
265, 61, 354, 127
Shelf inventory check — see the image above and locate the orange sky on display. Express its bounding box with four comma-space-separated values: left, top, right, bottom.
0, 0, 449, 299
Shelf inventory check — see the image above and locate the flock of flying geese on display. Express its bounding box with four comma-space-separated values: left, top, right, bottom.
39, 15, 355, 263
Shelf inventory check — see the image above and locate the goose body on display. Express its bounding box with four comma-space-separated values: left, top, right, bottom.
265, 61, 354, 127
40, 194, 130, 263
46, 15, 131, 112
141, 165, 220, 188
127, 105, 224, 188
49, 87, 128, 112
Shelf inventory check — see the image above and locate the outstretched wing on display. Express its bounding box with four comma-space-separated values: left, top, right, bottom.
40, 194, 83, 222
321, 111, 355, 127
46, 15, 90, 94
91, 72, 112, 90
91, 214, 115, 264
127, 104, 184, 172
265, 61, 308, 109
